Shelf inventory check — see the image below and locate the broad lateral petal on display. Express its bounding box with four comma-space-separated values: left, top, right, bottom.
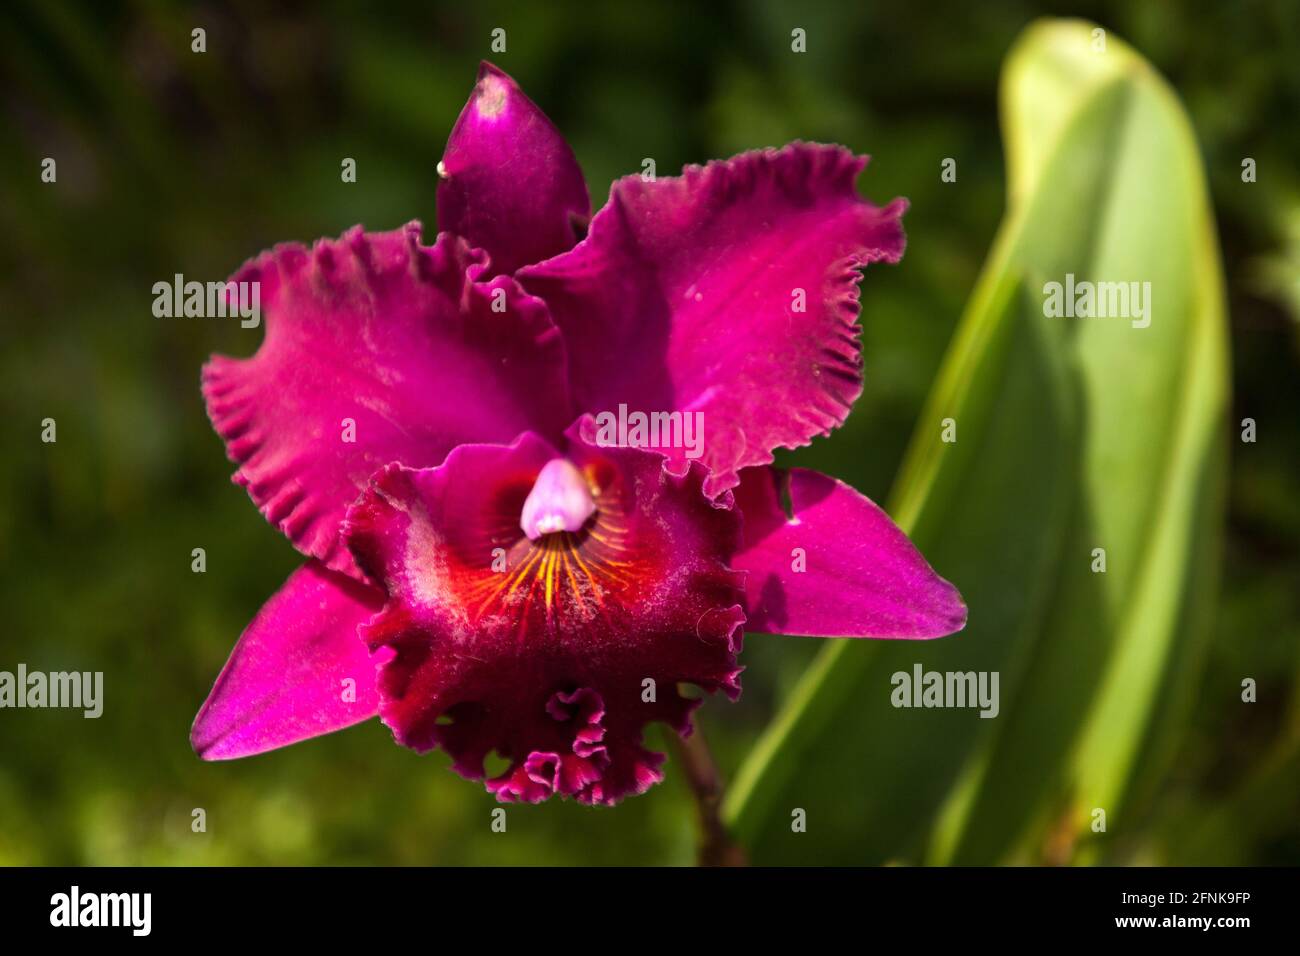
437, 61, 590, 275
519, 143, 906, 497
203, 222, 572, 580
732, 466, 966, 639
191, 560, 388, 760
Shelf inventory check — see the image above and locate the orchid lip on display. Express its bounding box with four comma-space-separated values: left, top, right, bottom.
520, 458, 597, 540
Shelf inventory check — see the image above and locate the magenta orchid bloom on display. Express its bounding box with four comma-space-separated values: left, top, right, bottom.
191, 62, 966, 805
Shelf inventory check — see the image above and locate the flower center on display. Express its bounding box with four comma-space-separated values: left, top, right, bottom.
520, 458, 597, 540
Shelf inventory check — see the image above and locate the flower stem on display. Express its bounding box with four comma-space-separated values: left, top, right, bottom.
669, 723, 748, 866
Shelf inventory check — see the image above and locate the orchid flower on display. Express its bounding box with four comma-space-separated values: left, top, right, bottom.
191, 62, 966, 805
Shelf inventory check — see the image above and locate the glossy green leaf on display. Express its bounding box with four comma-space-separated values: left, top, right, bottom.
724, 19, 1229, 865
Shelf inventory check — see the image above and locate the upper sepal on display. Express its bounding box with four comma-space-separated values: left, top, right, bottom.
437, 62, 590, 275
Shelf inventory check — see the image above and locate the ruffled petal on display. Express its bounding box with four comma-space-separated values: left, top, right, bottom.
732, 466, 966, 639
343, 429, 745, 804
519, 143, 906, 496
437, 62, 590, 275
191, 560, 386, 760
203, 222, 572, 579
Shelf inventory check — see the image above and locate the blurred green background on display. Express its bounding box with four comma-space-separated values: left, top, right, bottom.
1, 0, 1296, 865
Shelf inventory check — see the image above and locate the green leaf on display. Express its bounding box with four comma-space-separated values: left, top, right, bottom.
723, 19, 1229, 865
